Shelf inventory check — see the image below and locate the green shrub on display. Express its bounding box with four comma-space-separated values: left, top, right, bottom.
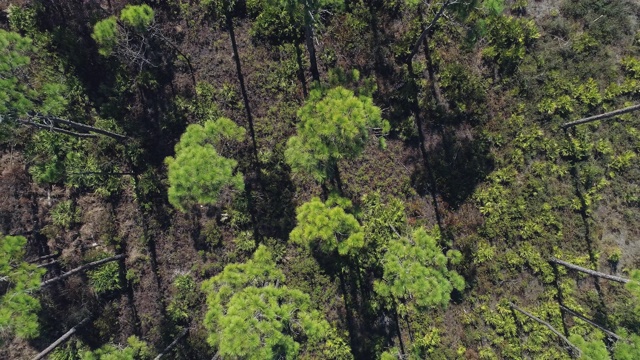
51, 200, 79, 229
87, 261, 121, 295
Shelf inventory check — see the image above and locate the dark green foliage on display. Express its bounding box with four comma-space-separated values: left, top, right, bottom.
88, 261, 121, 295
0, 234, 45, 340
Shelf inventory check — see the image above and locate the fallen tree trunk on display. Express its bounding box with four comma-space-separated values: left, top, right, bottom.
559, 304, 621, 341
154, 328, 189, 360
32, 316, 92, 360
40, 254, 125, 288
561, 103, 640, 129
550, 258, 629, 284
510, 302, 581, 358
27, 252, 60, 263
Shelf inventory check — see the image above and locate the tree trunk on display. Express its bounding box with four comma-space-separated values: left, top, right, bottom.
561, 103, 640, 129
422, 34, 449, 112
509, 302, 581, 358
40, 254, 125, 288
303, 8, 320, 82
29, 114, 127, 141
27, 252, 60, 263
559, 304, 621, 341
409, 0, 452, 62
154, 328, 189, 360
32, 316, 92, 360
406, 61, 445, 231
550, 258, 629, 284
226, 12, 259, 164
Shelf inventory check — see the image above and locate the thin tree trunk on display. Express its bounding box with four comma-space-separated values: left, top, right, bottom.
294, 42, 309, 97
304, 8, 320, 82
40, 254, 125, 288
30, 114, 127, 141
561, 103, 640, 129
559, 304, 621, 341
406, 61, 445, 231
32, 316, 92, 360
550, 258, 629, 284
28, 253, 60, 263
226, 12, 259, 164
421, 33, 449, 112
509, 302, 581, 358
409, 0, 452, 62
154, 328, 189, 360
17, 119, 98, 138
392, 307, 407, 357
37, 260, 58, 268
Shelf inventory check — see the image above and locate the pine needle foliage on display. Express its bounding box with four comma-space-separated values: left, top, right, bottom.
285, 86, 389, 182
165, 118, 245, 211
0, 234, 45, 340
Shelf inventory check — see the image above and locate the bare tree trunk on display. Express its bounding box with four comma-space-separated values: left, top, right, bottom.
28, 253, 60, 263
409, 0, 452, 62
17, 119, 98, 138
304, 8, 320, 82
154, 328, 189, 360
559, 304, 621, 341
550, 258, 629, 284
40, 254, 125, 288
561, 103, 640, 129
510, 302, 581, 358
34, 114, 127, 141
226, 12, 259, 164
32, 316, 92, 360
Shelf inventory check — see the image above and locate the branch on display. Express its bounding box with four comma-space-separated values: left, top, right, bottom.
32, 316, 93, 360
39, 254, 125, 288
27, 252, 60, 264
560, 103, 640, 129
550, 258, 629, 284
34, 114, 128, 141
16, 119, 98, 138
509, 302, 581, 358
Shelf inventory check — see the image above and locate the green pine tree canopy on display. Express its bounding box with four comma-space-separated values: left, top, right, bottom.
165, 117, 245, 211
202, 245, 351, 359
374, 228, 465, 315
0, 234, 45, 340
285, 86, 389, 182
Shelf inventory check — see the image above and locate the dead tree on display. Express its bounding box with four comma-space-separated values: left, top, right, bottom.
510, 302, 582, 358
40, 254, 125, 288
32, 316, 93, 360
559, 304, 621, 341
153, 328, 189, 360
561, 103, 640, 129
550, 258, 629, 284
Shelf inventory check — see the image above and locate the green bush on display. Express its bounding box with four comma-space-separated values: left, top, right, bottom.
51, 200, 79, 229
87, 261, 121, 295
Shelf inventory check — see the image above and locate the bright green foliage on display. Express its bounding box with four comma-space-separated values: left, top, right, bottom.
50, 200, 80, 229
285, 86, 389, 182
482, 15, 540, 75
359, 192, 407, 267
289, 195, 364, 256
614, 330, 640, 360
374, 228, 465, 315
92, 5, 155, 56
79, 336, 151, 360
625, 270, 640, 315
202, 245, 351, 359
120, 5, 155, 30
87, 261, 121, 295
167, 273, 199, 323
0, 234, 45, 340
0, 29, 34, 115
91, 17, 118, 56
165, 118, 245, 211
568, 334, 609, 360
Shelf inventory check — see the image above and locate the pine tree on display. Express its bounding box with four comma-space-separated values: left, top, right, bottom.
165, 118, 245, 211
0, 234, 45, 340
289, 195, 364, 256
285, 86, 388, 183
202, 245, 351, 359
79, 336, 151, 360
374, 228, 465, 315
